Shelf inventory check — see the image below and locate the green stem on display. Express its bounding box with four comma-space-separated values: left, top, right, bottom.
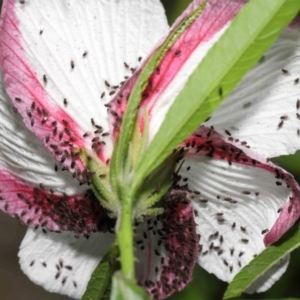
117, 191, 135, 280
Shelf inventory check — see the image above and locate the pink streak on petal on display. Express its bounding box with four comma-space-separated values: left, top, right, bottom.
264, 182, 300, 246
137, 190, 199, 300
184, 125, 300, 247
290, 13, 300, 27
108, 76, 139, 138
0, 0, 106, 173
108, 0, 246, 137
0, 169, 115, 235
184, 125, 271, 169
139, 0, 246, 116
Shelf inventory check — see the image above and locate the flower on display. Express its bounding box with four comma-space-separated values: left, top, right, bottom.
0, 0, 300, 299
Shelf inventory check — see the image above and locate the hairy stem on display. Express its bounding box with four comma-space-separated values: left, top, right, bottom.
117, 191, 135, 280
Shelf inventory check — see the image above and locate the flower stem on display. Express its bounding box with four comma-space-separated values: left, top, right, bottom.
117, 191, 135, 280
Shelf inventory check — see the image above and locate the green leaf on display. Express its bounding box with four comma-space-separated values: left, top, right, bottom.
135, 0, 300, 184
110, 272, 152, 300
81, 243, 120, 300
224, 224, 300, 299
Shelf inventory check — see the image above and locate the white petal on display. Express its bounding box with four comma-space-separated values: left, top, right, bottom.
182, 126, 300, 246
19, 228, 114, 299
206, 27, 300, 158
0, 73, 86, 195
178, 155, 290, 284
245, 255, 289, 294
1, 0, 168, 159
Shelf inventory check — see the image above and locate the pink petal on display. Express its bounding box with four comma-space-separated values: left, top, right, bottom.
0, 0, 168, 167
0, 169, 115, 235
135, 189, 199, 300
0, 74, 87, 194
109, 0, 246, 140
264, 190, 300, 246
0, 0, 88, 171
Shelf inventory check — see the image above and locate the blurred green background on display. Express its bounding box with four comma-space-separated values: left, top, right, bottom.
1, 1, 300, 300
